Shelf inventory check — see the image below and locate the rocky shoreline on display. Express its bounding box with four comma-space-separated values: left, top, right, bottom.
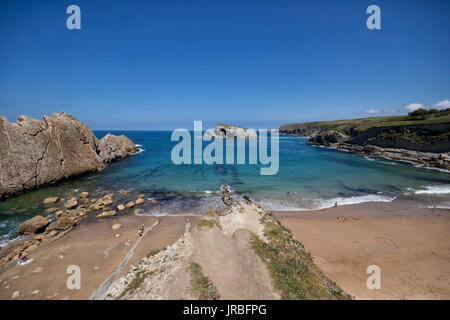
0, 190, 148, 271
0, 112, 139, 200
283, 130, 450, 171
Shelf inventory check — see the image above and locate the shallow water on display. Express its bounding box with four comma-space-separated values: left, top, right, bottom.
1, 131, 449, 246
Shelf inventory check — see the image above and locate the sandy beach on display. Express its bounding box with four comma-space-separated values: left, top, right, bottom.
0, 214, 198, 300
274, 201, 450, 299
1, 198, 449, 300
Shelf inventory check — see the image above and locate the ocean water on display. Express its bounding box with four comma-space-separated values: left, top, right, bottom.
1, 130, 450, 246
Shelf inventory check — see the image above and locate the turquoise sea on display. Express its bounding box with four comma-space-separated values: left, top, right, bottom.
1, 130, 450, 246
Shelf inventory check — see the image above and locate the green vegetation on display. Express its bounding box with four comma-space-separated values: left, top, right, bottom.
188, 262, 220, 300
117, 269, 153, 299
147, 248, 163, 258
279, 108, 450, 134
377, 128, 450, 145
198, 218, 216, 229
204, 210, 217, 217
252, 213, 351, 300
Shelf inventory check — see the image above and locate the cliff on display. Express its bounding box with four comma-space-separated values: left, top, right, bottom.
279, 109, 450, 170
0, 112, 139, 200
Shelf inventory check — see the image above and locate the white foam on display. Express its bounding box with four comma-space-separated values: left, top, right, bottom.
257, 194, 396, 211
133, 148, 145, 155
313, 194, 396, 209
426, 203, 450, 209
414, 185, 450, 194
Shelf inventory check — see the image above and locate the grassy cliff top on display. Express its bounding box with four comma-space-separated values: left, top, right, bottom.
279, 109, 450, 133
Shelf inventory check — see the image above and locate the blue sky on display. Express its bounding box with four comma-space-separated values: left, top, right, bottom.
0, 0, 449, 130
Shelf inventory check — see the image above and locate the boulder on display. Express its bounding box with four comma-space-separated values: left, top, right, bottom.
124, 201, 135, 209
79, 192, 89, 199
135, 198, 145, 205
48, 216, 76, 231
117, 204, 125, 211
55, 210, 65, 218
112, 224, 122, 231
64, 198, 78, 209
18, 215, 49, 235
96, 210, 116, 218
44, 207, 59, 215
43, 197, 60, 205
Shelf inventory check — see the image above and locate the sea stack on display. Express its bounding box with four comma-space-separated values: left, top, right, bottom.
204, 124, 257, 139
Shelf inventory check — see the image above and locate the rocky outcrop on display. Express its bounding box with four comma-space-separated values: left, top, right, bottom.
98, 134, 139, 163
0, 112, 139, 200
280, 117, 450, 171
307, 134, 450, 171
221, 184, 233, 206
204, 124, 257, 139
307, 130, 349, 147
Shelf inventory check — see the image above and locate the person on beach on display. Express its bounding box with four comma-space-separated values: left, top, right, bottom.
138, 224, 144, 237
18, 253, 28, 263
334, 201, 338, 208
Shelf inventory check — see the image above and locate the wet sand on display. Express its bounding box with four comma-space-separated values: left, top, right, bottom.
0, 214, 198, 300
274, 201, 450, 299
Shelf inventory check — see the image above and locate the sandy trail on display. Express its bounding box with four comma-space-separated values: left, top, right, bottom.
190, 227, 279, 300
275, 206, 450, 299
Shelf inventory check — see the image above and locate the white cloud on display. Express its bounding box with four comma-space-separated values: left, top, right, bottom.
365, 108, 380, 114
432, 99, 450, 109
404, 103, 424, 111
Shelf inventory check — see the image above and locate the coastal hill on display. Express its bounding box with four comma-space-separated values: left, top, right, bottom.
0, 112, 139, 200
279, 108, 450, 170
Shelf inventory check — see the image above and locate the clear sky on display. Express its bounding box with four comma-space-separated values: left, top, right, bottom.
0, 0, 449, 130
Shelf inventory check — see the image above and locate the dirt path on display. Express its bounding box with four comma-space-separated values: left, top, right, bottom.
191, 226, 279, 300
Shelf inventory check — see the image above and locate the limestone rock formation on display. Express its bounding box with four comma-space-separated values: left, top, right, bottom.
204, 124, 257, 139
0, 112, 139, 200
98, 134, 139, 163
